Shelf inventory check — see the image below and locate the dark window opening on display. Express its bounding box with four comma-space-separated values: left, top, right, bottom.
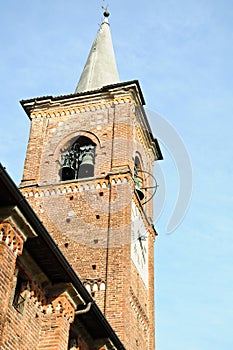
134, 156, 144, 200
68, 325, 79, 350
13, 273, 28, 314
61, 136, 96, 181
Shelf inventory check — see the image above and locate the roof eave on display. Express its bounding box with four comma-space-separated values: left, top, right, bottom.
20, 80, 146, 117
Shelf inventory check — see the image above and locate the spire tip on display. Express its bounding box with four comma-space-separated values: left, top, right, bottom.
102, 0, 110, 19
103, 9, 110, 18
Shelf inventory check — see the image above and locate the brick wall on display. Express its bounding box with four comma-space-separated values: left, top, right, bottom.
0, 218, 97, 350
20, 89, 156, 349
0, 222, 24, 347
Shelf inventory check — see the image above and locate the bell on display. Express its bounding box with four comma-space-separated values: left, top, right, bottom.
78, 152, 94, 179
134, 176, 144, 200
61, 166, 75, 181
135, 186, 145, 201
61, 150, 76, 181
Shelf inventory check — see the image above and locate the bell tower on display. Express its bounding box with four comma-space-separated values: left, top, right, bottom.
20, 10, 162, 350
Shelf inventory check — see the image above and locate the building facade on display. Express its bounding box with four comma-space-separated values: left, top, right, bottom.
0, 10, 162, 350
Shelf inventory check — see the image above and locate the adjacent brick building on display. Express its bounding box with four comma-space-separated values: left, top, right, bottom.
0, 163, 125, 349
0, 10, 162, 350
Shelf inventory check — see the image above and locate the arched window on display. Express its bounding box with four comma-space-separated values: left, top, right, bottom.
60, 136, 96, 181
134, 156, 144, 200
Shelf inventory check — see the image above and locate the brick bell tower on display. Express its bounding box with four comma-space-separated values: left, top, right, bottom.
20, 9, 162, 350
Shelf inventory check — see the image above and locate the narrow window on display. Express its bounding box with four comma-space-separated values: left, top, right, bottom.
134, 156, 144, 200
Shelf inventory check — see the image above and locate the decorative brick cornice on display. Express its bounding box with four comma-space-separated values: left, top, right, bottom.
0, 222, 25, 256
129, 287, 149, 332
29, 279, 47, 312
45, 293, 75, 323
30, 96, 132, 120
20, 173, 131, 199
26, 280, 77, 322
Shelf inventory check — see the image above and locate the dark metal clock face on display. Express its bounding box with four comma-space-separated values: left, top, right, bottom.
131, 201, 148, 287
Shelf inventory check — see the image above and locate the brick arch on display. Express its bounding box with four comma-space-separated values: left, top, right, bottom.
39, 131, 102, 184
133, 152, 146, 202
55, 131, 101, 182
134, 151, 144, 171
54, 130, 102, 156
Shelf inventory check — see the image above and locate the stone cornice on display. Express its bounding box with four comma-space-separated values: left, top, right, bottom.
0, 206, 37, 239
21, 80, 145, 119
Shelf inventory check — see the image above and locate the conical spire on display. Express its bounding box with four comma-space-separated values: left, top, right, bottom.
75, 10, 120, 93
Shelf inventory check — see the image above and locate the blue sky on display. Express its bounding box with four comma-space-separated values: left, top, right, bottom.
0, 1, 232, 349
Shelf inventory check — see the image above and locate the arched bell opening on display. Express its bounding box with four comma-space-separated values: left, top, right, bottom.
134, 156, 144, 201
133, 155, 158, 205
60, 136, 96, 181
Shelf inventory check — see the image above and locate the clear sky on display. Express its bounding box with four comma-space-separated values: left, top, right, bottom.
0, 1, 232, 349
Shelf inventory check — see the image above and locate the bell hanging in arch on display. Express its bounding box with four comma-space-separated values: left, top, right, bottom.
78, 146, 95, 179
61, 166, 75, 181
61, 150, 76, 181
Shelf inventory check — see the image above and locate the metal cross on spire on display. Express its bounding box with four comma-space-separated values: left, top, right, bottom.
102, 0, 110, 18
102, 0, 106, 9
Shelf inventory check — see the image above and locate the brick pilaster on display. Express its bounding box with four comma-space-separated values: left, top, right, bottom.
38, 293, 75, 350
0, 221, 25, 345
